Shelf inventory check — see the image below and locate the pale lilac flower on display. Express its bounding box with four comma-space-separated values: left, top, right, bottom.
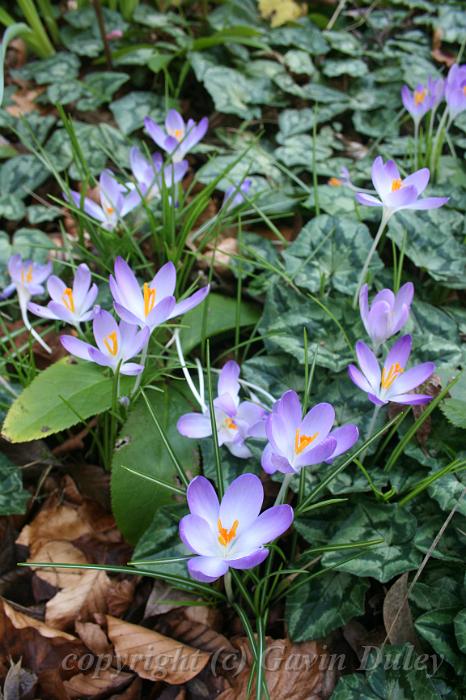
348, 335, 435, 406
445, 64, 466, 120
401, 83, 433, 124
177, 360, 267, 458
261, 390, 358, 475
1, 253, 52, 352
109, 257, 209, 332
179, 474, 293, 582
28, 263, 98, 327
67, 170, 140, 231
222, 179, 252, 211
144, 110, 208, 163
61, 308, 149, 376
359, 282, 414, 349
355, 157, 448, 214
129, 147, 188, 200
428, 77, 445, 109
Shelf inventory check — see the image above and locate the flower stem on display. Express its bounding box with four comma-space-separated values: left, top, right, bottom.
174, 329, 206, 411
274, 473, 293, 506
18, 288, 52, 353
353, 212, 390, 308
413, 120, 419, 170
131, 338, 149, 397
224, 570, 234, 603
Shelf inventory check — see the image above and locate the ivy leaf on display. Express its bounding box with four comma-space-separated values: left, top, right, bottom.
415, 608, 466, 672
0, 194, 25, 221
454, 609, 466, 654
0, 453, 29, 515
76, 71, 130, 111
110, 91, 168, 134
11, 52, 80, 84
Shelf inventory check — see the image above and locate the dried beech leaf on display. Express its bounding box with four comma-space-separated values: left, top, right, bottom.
45, 570, 110, 631
75, 620, 112, 656
2, 599, 75, 640
29, 541, 88, 588
159, 614, 235, 655
107, 578, 138, 618
106, 615, 209, 684
64, 668, 134, 699
383, 573, 419, 647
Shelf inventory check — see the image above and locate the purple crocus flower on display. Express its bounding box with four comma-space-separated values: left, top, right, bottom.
109, 257, 209, 332
222, 179, 252, 212
428, 77, 445, 109
348, 335, 435, 406
261, 390, 358, 475
359, 282, 414, 349
28, 263, 98, 327
68, 170, 140, 231
61, 308, 149, 375
1, 253, 53, 352
401, 83, 433, 124
144, 110, 208, 163
445, 64, 466, 120
129, 147, 188, 200
355, 157, 448, 214
179, 473, 294, 582
177, 360, 267, 458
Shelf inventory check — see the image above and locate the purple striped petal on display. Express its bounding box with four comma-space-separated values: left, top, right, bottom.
348, 364, 372, 393
300, 402, 335, 445
384, 185, 418, 209
149, 261, 176, 299
403, 168, 430, 195
179, 514, 217, 556
144, 117, 166, 149
384, 334, 412, 372
387, 361, 435, 395
367, 300, 392, 345
233, 504, 293, 552
371, 156, 389, 196
113, 257, 142, 307
356, 193, 383, 207
187, 556, 228, 583
275, 390, 302, 437
177, 412, 212, 438
187, 476, 219, 527
226, 548, 269, 570
294, 436, 337, 468
60, 335, 93, 361
218, 360, 240, 400
168, 286, 210, 320
402, 196, 449, 210
326, 424, 359, 462
219, 474, 264, 534
355, 340, 381, 389
388, 393, 432, 405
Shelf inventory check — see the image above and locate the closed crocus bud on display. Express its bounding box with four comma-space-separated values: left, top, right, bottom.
359, 282, 414, 349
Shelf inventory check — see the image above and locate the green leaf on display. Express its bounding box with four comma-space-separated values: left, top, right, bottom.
454, 609, 466, 654
0, 194, 25, 221
322, 58, 368, 77
111, 384, 199, 544
286, 571, 369, 640
0, 155, 48, 198
12, 52, 80, 84
131, 503, 189, 576
191, 64, 262, 120
179, 292, 260, 354
321, 501, 421, 582
147, 53, 174, 74
110, 91, 168, 135
76, 71, 130, 111
0, 453, 29, 515
45, 79, 83, 105
283, 50, 314, 75
2, 359, 132, 443
415, 608, 466, 671
27, 205, 61, 224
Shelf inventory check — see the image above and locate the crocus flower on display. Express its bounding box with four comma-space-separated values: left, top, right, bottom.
109, 257, 209, 332
428, 77, 445, 109
348, 335, 435, 406
1, 253, 52, 352
177, 360, 267, 458
261, 390, 358, 475
222, 179, 252, 212
61, 308, 149, 375
179, 474, 294, 582
28, 263, 98, 327
68, 170, 140, 231
129, 147, 188, 200
445, 64, 466, 121
401, 83, 433, 124
355, 157, 448, 214
359, 282, 414, 349
144, 110, 208, 163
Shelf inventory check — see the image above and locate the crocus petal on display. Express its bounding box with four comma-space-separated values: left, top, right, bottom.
130, 146, 150, 183
68, 190, 106, 223
47, 275, 67, 301
384, 184, 418, 209
120, 188, 142, 217
187, 476, 220, 527
177, 412, 212, 438
47, 301, 75, 323
275, 390, 302, 439
144, 117, 167, 149
227, 440, 252, 459
179, 514, 218, 556
402, 168, 430, 195
113, 301, 144, 326
355, 193, 383, 207
367, 300, 392, 345
384, 334, 411, 372
388, 362, 435, 395
93, 309, 119, 356
113, 257, 143, 312
384, 159, 401, 182
348, 364, 373, 393
60, 335, 93, 361
27, 302, 59, 321
326, 424, 359, 462
187, 556, 228, 583
149, 261, 176, 299
261, 443, 277, 474
368, 393, 386, 406
355, 340, 381, 389
165, 109, 185, 137
168, 286, 210, 320
371, 156, 389, 197
266, 412, 291, 456
145, 295, 177, 329
215, 393, 238, 417
219, 473, 264, 534
233, 504, 293, 552
0, 283, 16, 299
120, 362, 144, 375
300, 402, 335, 445
120, 323, 149, 360
88, 347, 114, 368
237, 401, 267, 437
218, 360, 240, 400
394, 282, 414, 315
294, 436, 338, 468
226, 548, 269, 570
401, 196, 449, 210
359, 284, 369, 329
100, 169, 122, 212
388, 393, 432, 405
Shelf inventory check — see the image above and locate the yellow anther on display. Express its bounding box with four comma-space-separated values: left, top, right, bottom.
21, 265, 33, 285
328, 177, 342, 187
294, 429, 318, 455
106, 206, 115, 215
381, 362, 404, 389
103, 331, 118, 356
217, 518, 239, 547
143, 282, 156, 317
62, 287, 75, 313
174, 128, 184, 141
414, 88, 427, 106
224, 417, 238, 431
391, 178, 403, 192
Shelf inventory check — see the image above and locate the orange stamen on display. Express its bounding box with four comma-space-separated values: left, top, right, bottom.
105, 206, 114, 215
217, 518, 239, 547
294, 429, 318, 455
328, 177, 341, 187
391, 178, 403, 192
224, 417, 238, 431
103, 331, 118, 356
143, 282, 156, 317
174, 128, 183, 140
20, 265, 33, 285
62, 287, 75, 313
414, 88, 427, 106
381, 362, 404, 389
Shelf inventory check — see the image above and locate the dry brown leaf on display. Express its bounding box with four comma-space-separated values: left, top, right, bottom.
383, 573, 419, 647
3, 598, 75, 640
75, 620, 112, 656
29, 541, 88, 588
46, 570, 111, 631
217, 637, 336, 700
64, 668, 134, 699
6, 87, 44, 116
107, 578, 138, 618
108, 676, 142, 700
158, 613, 235, 655
106, 615, 210, 684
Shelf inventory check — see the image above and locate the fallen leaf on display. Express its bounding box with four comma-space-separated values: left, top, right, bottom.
6, 87, 44, 116
108, 676, 142, 700
107, 578, 138, 618
46, 570, 111, 631
75, 620, 112, 656
29, 541, 88, 588
64, 668, 134, 699
383, 573, 419, 647
258, 0, 306, 27
1, 658, 37, 700
106, 615, 210, 684
158, 612, 235, 655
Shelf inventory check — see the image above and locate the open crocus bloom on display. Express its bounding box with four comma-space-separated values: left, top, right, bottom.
177, 360, 267, 458
179, 474, 294, 582
348, 335, 435, 406
222, 179, 252, 211
356, 157, 448, 214
445, 64, 466, 121
68, 170, 140, 231
61, 308, 149, 375
261, 390, 358, 475
401, 83, 433, 124
144, 110, 208, 163
359, 282, 413, 349
428, 77, 445, 109
129, 147, 188, 200
28, 263, 98, 327
109, 257, 209, 332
